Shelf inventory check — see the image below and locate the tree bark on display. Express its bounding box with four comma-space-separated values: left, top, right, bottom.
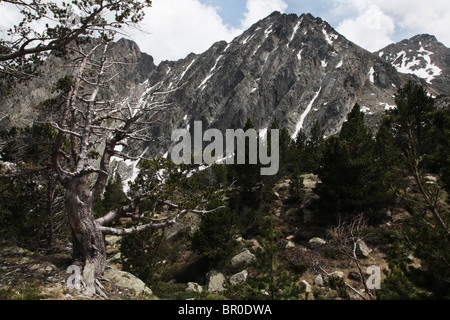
66, 176, 106, 279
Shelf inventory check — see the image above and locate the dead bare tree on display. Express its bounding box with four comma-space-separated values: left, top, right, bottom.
327, 214, 376, 300
46, 40, 223, 296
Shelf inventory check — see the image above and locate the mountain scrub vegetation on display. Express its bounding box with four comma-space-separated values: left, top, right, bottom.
0, 4, 448, 301
1, 79, 448, 300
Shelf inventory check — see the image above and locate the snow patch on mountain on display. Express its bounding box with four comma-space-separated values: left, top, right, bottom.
198, 55, 223, 90
322, 27, 338, 46
387, 48, 442, 84
292, 87, 322, 139
368, 67, 375, 83
287, 18, 303, 48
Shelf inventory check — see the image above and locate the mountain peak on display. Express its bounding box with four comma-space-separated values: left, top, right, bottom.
377, 34, 449, 92
135, 10, 406, 154
407, 34, 442, 48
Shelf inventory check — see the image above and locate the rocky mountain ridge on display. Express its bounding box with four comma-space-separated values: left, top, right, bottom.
376, 33, 450, 97
136, 11, 406, 157
1, 11, 449, 163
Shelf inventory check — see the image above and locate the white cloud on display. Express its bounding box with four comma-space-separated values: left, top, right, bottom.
336, 5, 395, 51
240, 0, 288, 29
2, 0, 448, 63
124, 0, 241, 63
332, 0, 450, 50
126, 0, 288, 63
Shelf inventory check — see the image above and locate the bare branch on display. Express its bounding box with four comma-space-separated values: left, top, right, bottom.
98, 205, 226, 236
50, 122, 82, 138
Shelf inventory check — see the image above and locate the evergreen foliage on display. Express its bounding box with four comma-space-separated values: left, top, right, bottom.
314, 104, 395, 223
293, 120, 325, 174
94, 175, 128, 219
381, 81, 449, 299
378, 264, 429, 300
191, 204, 238, 268
225, 212, 304, 300
0, 124, 68, 249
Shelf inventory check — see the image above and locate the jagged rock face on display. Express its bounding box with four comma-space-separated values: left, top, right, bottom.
2, 12, 449, 161
133, 12, 408, 158
377, 34, 450, 97
0, 38, 156, 131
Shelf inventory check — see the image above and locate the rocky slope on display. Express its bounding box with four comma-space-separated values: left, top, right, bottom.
0, 38, 156, 131
0, 173, 429, 300
377, 34, 450, 97
134, 12, 408, 158
0, 243, 157, 300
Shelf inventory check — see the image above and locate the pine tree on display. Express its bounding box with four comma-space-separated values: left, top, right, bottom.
382, 82, 449, 298
191, 205, 238, 268
390, 81, 435, 156
305, 120, 325, 173
0, 124, 67, 250
314, 104, 392, 222
228, 118, 261, 192
375, 119, 406, 199
292, 120, 324, 174
422, 108, 450, 194
94, 175, 128, 220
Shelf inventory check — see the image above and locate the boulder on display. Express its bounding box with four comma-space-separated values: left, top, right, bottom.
308, 237, 326, 249
285, 240, 296, 249
104, 267, 154, 297
356, 240, 372, 257
275, 182, 290, 192
206, 270, 226, 293
298, 280, 312, 293
323, 271, 344, 286
329, 271, 344, 279
186, 282, 203, 293
314, 274, 324, 287
229, 270, 248, 286
231, 249, 256, 267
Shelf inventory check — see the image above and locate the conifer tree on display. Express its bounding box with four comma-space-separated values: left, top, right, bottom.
229, 118, 261, 192
0, 124, 67, 249
191, 205, 238, 268
314, 104, 392, 222
383, 82, 449, 298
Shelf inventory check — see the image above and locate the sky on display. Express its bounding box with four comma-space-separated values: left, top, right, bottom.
123, 0, 450, 64
1, 0, 450, 64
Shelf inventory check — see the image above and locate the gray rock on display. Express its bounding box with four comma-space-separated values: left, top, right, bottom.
308, 237, 326, 249
298, 280, 312, 293
285, 240, 296, 248
230, 270, 248, 285
186, 282, 203, 293
356, 240, 372, 257
206, 270, 226, 293
322, 271, 344, 286
275, 182, 290, 192
314, 274, 324, 287
231, 249, 256, 267
104, 267, 154, 296
105, 235, 121, 247
329, 271, 344, 279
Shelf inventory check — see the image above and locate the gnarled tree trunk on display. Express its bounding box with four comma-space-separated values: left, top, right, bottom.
66, 176, 106, 279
